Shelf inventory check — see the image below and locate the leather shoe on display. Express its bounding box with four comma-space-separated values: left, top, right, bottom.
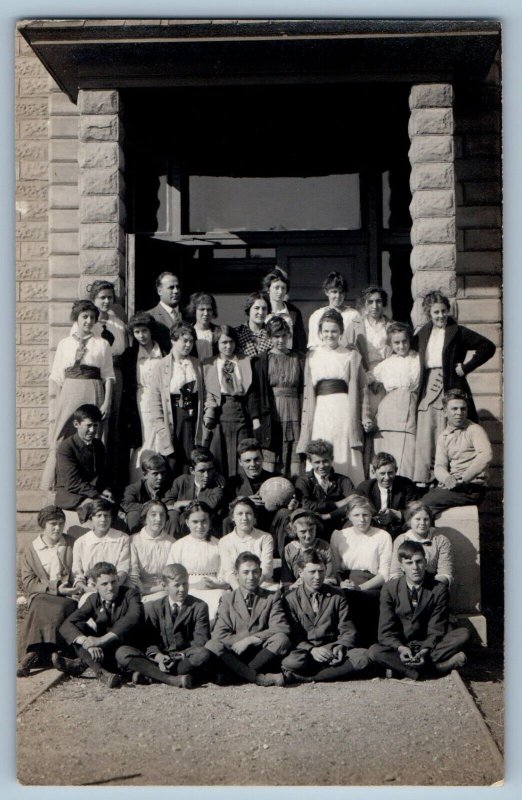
51, 652, 86, 677
17, 651, 41, 677
131, 671, 153, 686
255, 673, 285, 687
434, 651, 467, 673
98, 669, 122, 688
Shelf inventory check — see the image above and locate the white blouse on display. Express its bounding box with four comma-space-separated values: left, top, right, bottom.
364, 317, 390, 366
136, 343, 163, 393
425, 327, 445, 368
168, 535, 221, 579
330, 526, 392, 580
72, 529, 131, 585
307, 305, 360, 349
129, 528, 173, 594
372, 352, 421, 393
169, 357, 197, 394
309, 345, 352, 384
217, 355, 244, 395
50, 327, 115, 386
32, 535, 65, 582
93, 310, 127, 357
218, 528, 274, 588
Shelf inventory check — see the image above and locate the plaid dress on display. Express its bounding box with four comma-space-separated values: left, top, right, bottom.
234, 324, 271, 358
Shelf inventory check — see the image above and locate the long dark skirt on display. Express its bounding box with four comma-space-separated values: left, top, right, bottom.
210, 395, 250, 478
171, 394, 198, 473
23, 594, 77, 652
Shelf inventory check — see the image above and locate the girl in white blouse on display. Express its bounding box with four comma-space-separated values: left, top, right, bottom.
40, 300, 114, 491
167, 500, 230, 620
129, 500, 174, 602
330, 495, 392, 646
370, 322, 420, 480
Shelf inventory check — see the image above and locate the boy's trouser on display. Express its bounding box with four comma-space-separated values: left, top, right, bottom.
369, 627, 471, 679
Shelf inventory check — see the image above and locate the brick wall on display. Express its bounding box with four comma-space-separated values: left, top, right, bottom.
16, 28, 54, 541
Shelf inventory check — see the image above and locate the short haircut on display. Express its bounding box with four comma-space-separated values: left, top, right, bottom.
262, 267, 290, 293
169, 322, 195, 342
237, 438, 262, 458
156, 271, 178, 289
70, 299, 99, 323
305, 439, 334, 460
442, 388, 469, 409
295, 550, 326, 571
37, 505, 66, 529
90, 561, 118, 580
323, 271, 348, 294
184, 292, 218, 322
404, 501, 434, 527
372, 451, 398, 471
346, 495, 376, 517
397, 540, 427, 561
139, 499, 168, 525
244, 291, 269, 317
215, 324, 239, 349
422, 290, 450, 315
266, 315, 291, 338
128, 311, 155, 334
88, 280, 115, 302
387, 321, 413, 345
318, 308, 344, 334
234, 551, 261, 571
162, 563, 189, 582
86, 498, 114, 519
358, 285, 388, 309
73, 404, 102, 424
229, 496, 256, 515
141, 452, 168, 474
190, 446, 215, 467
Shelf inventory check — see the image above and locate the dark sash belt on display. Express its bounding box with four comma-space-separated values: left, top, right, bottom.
315, 379, 348, 396
64, 365, 102, 380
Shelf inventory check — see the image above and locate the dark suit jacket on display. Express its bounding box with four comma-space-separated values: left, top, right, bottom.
284, 583, 358, 650
121, 479, 173, 533
295, 470, 355, 523
207, 587, 290, 655
414, 318, 495, 422
144, 594, 210, 656
164, 473, 224, 513
145, 302, 182, 353
377, 574, 450, 651
251, 351, 304, 450
355, 476, 417, 536
60, 585, 144, 648
286, 302, 307, 355
55, 434, 110, 509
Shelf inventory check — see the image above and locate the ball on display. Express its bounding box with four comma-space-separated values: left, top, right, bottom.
258, 477, 295, 511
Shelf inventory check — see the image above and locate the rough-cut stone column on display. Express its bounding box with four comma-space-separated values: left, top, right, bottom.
78, 90, 126, 298
408, 84, 456, 329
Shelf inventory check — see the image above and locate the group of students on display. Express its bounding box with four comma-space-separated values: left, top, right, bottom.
18, 264, 496, 685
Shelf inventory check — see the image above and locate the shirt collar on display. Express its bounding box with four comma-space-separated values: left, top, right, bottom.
169, 598, 184, 611
443, 420, 471, 434
138, 342, 162, 360
34, 534, 64, 551
160, 301, 177, 317
140, 527, 168, 541
406, 580, 423, 593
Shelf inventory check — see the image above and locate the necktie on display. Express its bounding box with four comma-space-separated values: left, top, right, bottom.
100, 324, 115, 346
311, 592, 320, 614
223, 359, 236, 389
72, 333, 92, 365
103, 601, 113, 624
246, 592, 255, 612
387, 489, 392, 509
171, 604, 178, 622
410, 587, 419, 609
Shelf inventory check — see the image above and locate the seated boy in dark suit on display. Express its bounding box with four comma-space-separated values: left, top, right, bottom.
356, 451, 417, 538
55, 404, 114, 517
369, 540, 470, 680
54, 561, 191, 688
294, 439, 356, 543
164, 447, 225, 536
206, 552, 291, 685
279, 551, 370, 685
122, 452, 178, 536
144, 563, 211, 684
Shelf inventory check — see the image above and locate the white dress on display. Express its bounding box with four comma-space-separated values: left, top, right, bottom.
129, 528, 173, 602
309, 346, 365, 484
330, 526, 392, 581
129, 342, 164, 481
167, 535, 224, 620
307, 305, 361, 349
372, 352, 420, 479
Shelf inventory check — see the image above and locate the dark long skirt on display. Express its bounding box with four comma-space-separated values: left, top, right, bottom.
210, 395, 250, 478
23, 594, 77, 652
171, 393, 198, 473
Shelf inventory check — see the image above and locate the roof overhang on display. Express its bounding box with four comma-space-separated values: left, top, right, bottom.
19, 18, 501, 102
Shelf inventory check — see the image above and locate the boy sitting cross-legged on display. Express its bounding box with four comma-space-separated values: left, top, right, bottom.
143, 563, 211, 685
369, 540, 470, 680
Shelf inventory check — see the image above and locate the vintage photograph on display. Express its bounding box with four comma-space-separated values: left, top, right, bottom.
15, 18, 503, 786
